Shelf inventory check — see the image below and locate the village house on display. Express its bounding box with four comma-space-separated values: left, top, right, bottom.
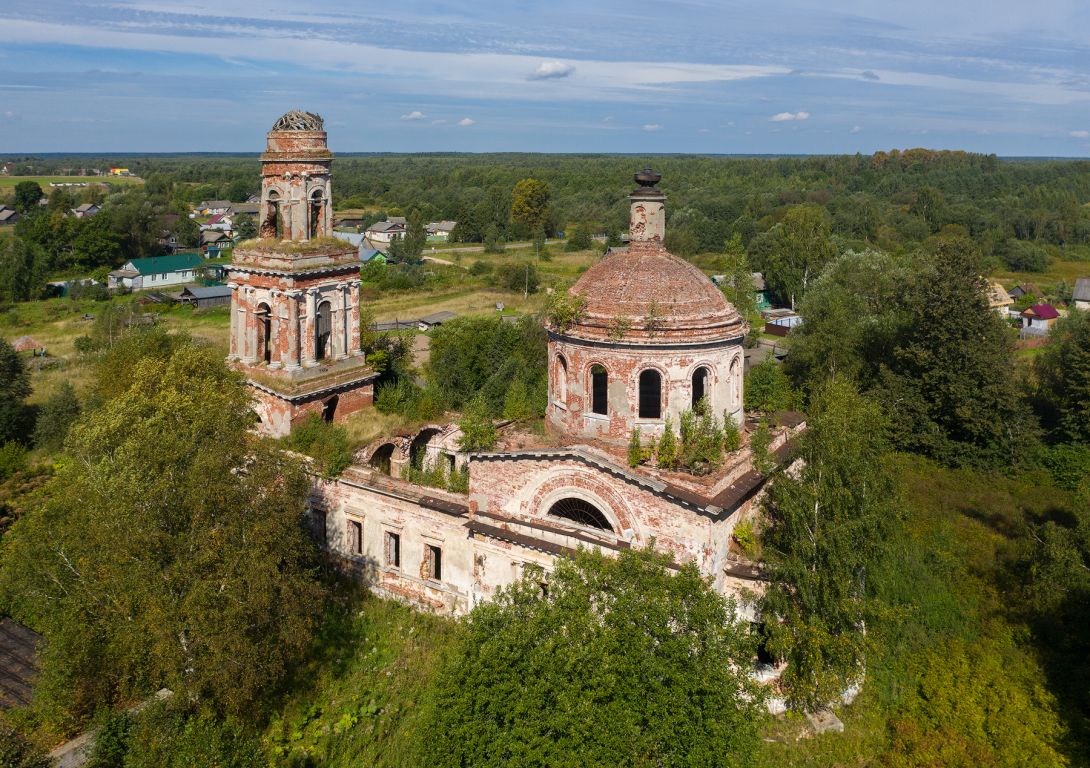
986, 280, 1014, 314
193, 200, 233, 217
179, 285, 233, 309
365, 219, 406, 243
1020, 303, 1060, 334
0, 206, 18, 225
1008, 283, 1042, 301
70, 203, 100, 219
108, 253, 204, 290
1073, 278, 1090, 311
426, 220, 457, 240
200, 229, 232, 258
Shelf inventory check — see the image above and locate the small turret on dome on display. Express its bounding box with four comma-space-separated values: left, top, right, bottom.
271, 110, 324, 132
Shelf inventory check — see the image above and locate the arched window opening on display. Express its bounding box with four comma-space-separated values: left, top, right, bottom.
256, 302, 273, 364
315, 300, 332, 360
590, 365, 608, 415
729, 356, 741, 408
547, 497, 613, 532
692, 366, 710, 410
409, 428, 442, 468
263, 189, 281, 239
309, 188, 323, 239
556, 355, 568, 402
638, 369, 662, 419
369, 443, 395, 475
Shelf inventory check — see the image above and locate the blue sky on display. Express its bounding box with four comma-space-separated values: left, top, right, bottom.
2, 1, 1090, 155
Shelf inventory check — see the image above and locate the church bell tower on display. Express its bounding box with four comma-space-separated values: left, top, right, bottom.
226, 110, 377, 437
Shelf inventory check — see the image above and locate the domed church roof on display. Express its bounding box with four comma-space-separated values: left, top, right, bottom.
567, 242, 744, 344
561, 170, 746, 345
270, 110, 324, 132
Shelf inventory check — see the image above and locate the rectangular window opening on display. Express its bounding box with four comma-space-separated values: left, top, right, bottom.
384, 531, 401, 568
348, 519, 363, 556
425, 544, 443, 581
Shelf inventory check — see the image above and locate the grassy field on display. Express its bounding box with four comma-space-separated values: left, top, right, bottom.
0, 175, 143, 190
991, 258, 1090, 291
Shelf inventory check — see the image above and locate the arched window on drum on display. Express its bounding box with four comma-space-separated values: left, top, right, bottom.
590, 365, 608, 415
692, 366, 711, 410
638, 369, 662, 419
556, 355, 568, 404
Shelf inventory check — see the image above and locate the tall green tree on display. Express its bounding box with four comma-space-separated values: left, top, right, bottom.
876, 236, 1035, 466
0, 236, 44, 303
760, 379, 898, 710
12, 181, 43, 213
32, 381, 81, 452
510, 178, 551, 238
0, 344, 326, 727
420, 547, 765, 767
785, 249, 916, 389
0, 338, 31, 445
717, 233, 759, 319
1034, 309, 1090, 444
748, 204, 836, 307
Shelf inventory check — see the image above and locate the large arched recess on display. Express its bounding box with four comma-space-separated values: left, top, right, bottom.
526, 468, 642, 543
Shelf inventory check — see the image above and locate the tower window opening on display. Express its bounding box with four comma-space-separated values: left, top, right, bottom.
315, 300, 332, 360
590, 365, 608, 415
257, 303, 273, 364
638, 369, 662, 419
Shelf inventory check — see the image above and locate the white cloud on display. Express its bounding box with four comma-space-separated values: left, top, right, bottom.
643, 124, 663, 132
770, 111, 809, 121
698, 127, 710, 133
1071, 130, 1089, 138
432, 119, 447, 125
457, 117, 476, 127
529, 61, 575, 80
3, 111, 13, 119
400, 110, 426, 120
851, 125, 862, 133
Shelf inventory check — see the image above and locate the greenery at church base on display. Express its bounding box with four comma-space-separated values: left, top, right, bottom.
418, 547, 766, 768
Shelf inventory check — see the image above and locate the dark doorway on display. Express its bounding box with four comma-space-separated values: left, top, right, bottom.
638, 369, 662, 419
590, 365, 608, 415
322, 395, 339, 423
369, 443, 395, 475
692, 367, 710, 409
316, 300, 332, 360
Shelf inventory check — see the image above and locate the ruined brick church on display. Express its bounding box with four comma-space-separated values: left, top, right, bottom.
228, 112, 801, 616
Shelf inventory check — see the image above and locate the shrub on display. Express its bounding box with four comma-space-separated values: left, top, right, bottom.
0, 442, 28, 483
285, 415, 353, 477
33, 382, 81, 452
744, 358, 796, 413
723, 413, 742, 452
457, 396, 498, 453
656, 417, 678, 469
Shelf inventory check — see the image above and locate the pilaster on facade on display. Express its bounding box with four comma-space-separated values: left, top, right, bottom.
302, 288, 318, 367
227, 282, 240, 361
285, 290, 302, 371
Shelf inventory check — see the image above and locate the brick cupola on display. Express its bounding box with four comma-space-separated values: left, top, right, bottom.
546, 169, 749, 446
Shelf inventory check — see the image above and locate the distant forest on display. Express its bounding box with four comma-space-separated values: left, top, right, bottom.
5, 149, 1090, 291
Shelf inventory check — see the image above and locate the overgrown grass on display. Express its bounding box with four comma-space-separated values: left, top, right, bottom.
262, 582, 460, 768
755, 455, 1077, 766
991, 258, 1090, 291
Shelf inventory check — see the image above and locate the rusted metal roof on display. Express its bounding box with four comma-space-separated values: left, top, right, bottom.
0, 618, 41, 709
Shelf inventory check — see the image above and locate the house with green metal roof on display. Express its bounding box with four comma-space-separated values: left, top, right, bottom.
108, 253, 205, 291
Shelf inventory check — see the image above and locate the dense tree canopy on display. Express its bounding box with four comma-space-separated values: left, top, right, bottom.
420, 547, 765, 767
1034, 309, 1090, 444
0, 341, 326, 728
